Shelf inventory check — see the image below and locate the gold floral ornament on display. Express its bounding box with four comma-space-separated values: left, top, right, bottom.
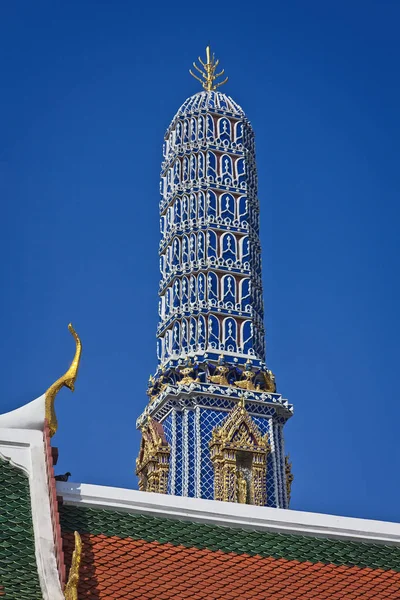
45, 323, 82, 437
285, 455, 294, 506
210, 399, 270, 505
64, 530, 82, 600
190, 45, 228, 92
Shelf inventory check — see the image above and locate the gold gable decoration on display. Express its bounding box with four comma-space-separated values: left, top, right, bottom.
64, 531, 82, 600
285, 454, 294, 506
209, 398, 270, 506
136, 417, 170, 494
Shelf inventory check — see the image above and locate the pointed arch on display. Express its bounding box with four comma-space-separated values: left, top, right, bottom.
236, 157, 246, 184
190, 117, 197, 141
189, 316, 197, 350
234, 121, 244, 144
221, 232, 237, 262
241, 320, 253, 354
181, 276, 189, 306
240, 278, 251, 311
190, 154, 196, 181
206, 190, 217, 219
189, 232, 196, 262
218, 117, 231, 143
207, 271, 219, 305
209, 402, 269, 505
181, 318, 189, 353
181, 195, 189, 221
222, 274, 236, 306
207, 230, 217, 259
172, 321, 181, 353
238, 196, 247, 223
182, 156, 189, 182
136, 418, 170, 494
189, 193, 197, 220
220, 193, 235, 222
206, 114, 214, 140
198, 315, 206, 350
207, 151, 217, 180
223, 317, 238, 352
172, 278, 181, 308
197, 272, 206, 302
198, 115, 205, 141
182, 234, 189, 264
198, 153, 205, 180
208, 314, 220, 349
220, 154, 233, 185
197, 231, 205, 261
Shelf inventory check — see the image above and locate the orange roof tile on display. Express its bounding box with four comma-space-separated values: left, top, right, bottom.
62, 532, 400, 599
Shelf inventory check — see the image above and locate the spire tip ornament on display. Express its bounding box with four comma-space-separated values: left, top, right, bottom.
189, 45, 228, 92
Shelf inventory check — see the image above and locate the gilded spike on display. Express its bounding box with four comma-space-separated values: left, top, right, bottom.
45, 323, 82, 437
189, 45, 228, 92
64, 531, 82, 600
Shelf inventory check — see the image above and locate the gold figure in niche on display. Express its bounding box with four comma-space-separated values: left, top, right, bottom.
208, 355, 230, 386
177, 359, 200, 385
237, 470, 248, 504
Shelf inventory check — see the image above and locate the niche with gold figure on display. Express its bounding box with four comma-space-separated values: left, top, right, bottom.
209, 399, 270, 506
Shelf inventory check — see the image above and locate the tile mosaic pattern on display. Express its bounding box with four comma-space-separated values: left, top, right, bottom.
61, 504, 400, 599
0, 458, 43, 600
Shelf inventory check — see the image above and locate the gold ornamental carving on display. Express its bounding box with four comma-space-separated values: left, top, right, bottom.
189, 46, 228, 92
64, 530, 82, 600
209, 399, 270, 506
285, 455, 294, 506
136, 417, 170, 494
45, 324, 82, 437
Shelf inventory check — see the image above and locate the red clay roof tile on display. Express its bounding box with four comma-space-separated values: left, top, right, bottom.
61, 532, 400, 599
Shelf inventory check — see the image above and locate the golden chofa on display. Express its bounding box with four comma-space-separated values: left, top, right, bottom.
45, 323, 82, 437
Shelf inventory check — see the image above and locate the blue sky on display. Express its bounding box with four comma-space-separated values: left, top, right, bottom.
1, 0, 400, 522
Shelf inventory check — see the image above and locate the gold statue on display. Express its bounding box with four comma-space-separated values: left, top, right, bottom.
45, 323, 82, 437
237, 471, 247, 504
190, 46, 228, 92
208, 355, 229, 386
177, 359, 200, 385
64, 531, 82, 600
234, 370, 256, 391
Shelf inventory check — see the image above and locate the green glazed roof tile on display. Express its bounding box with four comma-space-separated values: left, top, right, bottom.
0, 457, 42, 599
59, 503, 400, 573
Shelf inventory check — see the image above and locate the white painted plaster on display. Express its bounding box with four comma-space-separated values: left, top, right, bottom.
0, 427, 64, 600
57, 481, 400, 546
0, 393, 46, 431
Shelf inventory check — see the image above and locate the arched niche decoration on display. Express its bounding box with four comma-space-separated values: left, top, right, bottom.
136, 417, 170, 494
209, 399, 269, 506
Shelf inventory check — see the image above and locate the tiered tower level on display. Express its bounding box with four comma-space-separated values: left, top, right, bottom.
136, 48, 293, 508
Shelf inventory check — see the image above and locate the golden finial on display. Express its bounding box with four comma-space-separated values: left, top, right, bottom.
45, 323, 82, 437
189, 45, 228, 92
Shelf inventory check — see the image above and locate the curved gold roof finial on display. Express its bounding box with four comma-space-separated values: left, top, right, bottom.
189, 45, 228, 92
45, 323, 82, 437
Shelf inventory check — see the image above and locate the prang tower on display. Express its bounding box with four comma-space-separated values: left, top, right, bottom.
136, 47, 293, 508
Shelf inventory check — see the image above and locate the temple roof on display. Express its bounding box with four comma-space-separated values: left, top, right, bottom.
57, 482, 400, 600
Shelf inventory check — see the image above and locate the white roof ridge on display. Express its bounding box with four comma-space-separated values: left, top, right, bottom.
57, 481, 400, 546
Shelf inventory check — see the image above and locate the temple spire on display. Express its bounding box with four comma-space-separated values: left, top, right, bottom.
189, 45, 228, 91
